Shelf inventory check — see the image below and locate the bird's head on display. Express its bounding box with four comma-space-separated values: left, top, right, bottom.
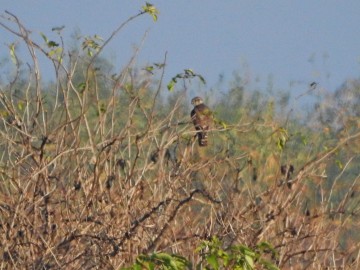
191, 96, 203, 106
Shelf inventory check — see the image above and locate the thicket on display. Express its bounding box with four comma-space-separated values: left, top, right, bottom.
0, 4, 359, 270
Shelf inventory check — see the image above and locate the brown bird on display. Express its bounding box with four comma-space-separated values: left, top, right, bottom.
190, 97, 213, 146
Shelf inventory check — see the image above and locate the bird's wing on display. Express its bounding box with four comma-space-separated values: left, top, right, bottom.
196, 104, 213, 125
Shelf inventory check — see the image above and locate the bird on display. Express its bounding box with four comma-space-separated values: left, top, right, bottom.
190, 97, 213, 146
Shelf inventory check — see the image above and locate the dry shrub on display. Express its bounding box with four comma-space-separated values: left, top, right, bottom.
0, 11, 359, 270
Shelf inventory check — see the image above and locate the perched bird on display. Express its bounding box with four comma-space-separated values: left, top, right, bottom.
190, 97, 213, 146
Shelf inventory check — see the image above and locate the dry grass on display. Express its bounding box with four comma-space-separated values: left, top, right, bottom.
0, 11, 359, 270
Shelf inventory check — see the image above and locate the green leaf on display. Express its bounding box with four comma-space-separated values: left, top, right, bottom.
169, 260, 180, 270
153, 252, 173, 262
47, 40, 59, 47
82, 35, 103, 57
124, 83, 133, 92
94, 34, 104, 41
77, 82, 86, 93
9, 43, 17, 64
198, 74, 206, 84
170, 254, 190, 269
40, 32, 49, 43
143, 63, 165, 74
40, 32, 60, 48
256, 241, 278, 257
142, 2, 159, 22
241, 246, 256, 258
206, 254, 219, 270
167, 79, 176, 91
184, 69, 194, 76
275, 127, 289, 150
335, 159, 343, 169
144, 65, 154, 74
100, 103, 106, 114
48, 47, 63, 57
218, 120, 227, 129
17, 101, 24, 111
259, 259, 280, 270
52, 25, 65, 32
245, 254, 254, 268
154, 62, 165, 68
301, 135, 308, 145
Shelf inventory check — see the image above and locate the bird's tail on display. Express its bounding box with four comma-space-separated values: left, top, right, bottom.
198, 131, 208, 146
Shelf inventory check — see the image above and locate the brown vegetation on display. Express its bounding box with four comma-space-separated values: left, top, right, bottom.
0, 10, 359, 269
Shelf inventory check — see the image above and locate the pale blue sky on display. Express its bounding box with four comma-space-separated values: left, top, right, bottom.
1, 1, 360, 96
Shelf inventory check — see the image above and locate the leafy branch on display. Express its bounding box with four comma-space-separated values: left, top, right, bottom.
167, 69, 206, 91
142, 2, 159, 22
197, 237, 279, 270
122, 237, 279, 270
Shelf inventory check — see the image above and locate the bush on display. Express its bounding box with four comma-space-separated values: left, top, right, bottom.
0, 6, 359, 269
